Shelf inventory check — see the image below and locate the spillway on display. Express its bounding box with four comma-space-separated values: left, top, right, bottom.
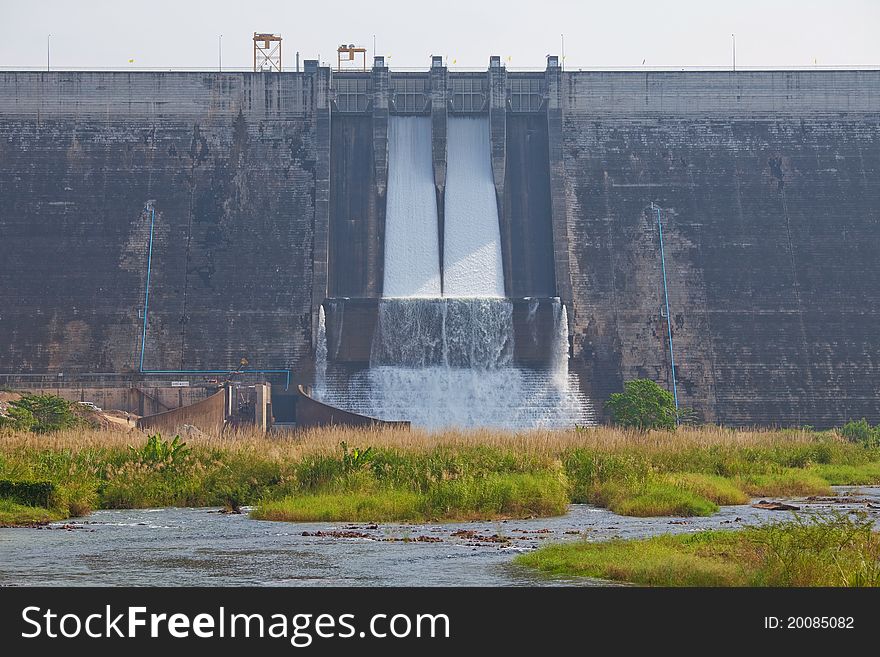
314, 110, 594, 429
383, 116, 442, 297
443, 117, 505, 298
315, 298, 595, 430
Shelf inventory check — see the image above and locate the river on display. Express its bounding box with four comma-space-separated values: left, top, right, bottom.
1, 487, 877, 586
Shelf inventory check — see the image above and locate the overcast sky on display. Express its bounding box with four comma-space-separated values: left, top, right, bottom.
2, 0, 877, 70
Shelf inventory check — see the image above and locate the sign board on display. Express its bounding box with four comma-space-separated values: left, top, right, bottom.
170, 381, 190, 388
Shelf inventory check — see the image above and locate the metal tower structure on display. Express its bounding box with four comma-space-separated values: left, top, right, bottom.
253, 33, 282, 72
337, 44, 367, 71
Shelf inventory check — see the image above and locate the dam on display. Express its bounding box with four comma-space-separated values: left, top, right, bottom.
0, 57, 879, 428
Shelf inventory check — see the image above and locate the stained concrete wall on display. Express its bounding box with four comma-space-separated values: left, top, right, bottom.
0, 383, 210, 415
0, 71, 324, 379
2, 69, 880, 428
503, 114, 556, 297
137, 388, 226, 433
329, 115, 381, 296
561, 71, 880, 426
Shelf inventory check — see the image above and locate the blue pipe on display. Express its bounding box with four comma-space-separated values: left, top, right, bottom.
654, 203, 679, 418
136, 204, 291, 391
139, 205, 156, 372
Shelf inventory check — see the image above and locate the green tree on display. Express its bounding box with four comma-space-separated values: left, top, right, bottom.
0, 404, 36, 431
10, 394, 78, 433
605, 379, 678, 431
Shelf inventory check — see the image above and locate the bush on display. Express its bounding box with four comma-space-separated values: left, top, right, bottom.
0, 479, 54, 507
129, 434, 190, 465
0, 404, 36, 431
605, 379, 678, 430
839, 419, 879, 448
6, 394, 78, 433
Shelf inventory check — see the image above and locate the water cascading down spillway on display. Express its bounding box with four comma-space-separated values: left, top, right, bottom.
316, 115, 594, 429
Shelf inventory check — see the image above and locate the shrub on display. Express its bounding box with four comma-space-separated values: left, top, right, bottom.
129, 433, 190, 465
605, 379, 677, 431
0, 479, 54, 507
0, 404, 36, 431
839, 419, 879, 448
6, 395, 78, 433
340, 441, 374, 473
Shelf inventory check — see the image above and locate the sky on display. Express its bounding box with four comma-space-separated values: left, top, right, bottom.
1, 0, 877, 70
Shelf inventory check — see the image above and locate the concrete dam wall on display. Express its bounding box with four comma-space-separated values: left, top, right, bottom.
562, 71, 880, 427
0, 71, 326, 379
1, 64, 878, 427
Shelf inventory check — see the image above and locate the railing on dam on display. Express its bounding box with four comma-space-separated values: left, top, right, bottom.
3, 64, 877, 73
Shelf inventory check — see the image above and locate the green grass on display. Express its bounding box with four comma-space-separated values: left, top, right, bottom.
0, 498, 64, 526
519, 532, 744, 586
597, 480, 719, 517
253, 472, 568, 522
516, 513, 880, 586
735, 470, 831, 497
811, 462, 880, 486
664, 473, 750, 505
1, 427, 879, 524
254, 490, 425, 522
561, 444, 860, 518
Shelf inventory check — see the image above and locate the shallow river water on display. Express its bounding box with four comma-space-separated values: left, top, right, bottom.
2, 487, 878, 586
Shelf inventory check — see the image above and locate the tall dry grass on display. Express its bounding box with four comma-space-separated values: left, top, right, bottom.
0, 423, 826, 460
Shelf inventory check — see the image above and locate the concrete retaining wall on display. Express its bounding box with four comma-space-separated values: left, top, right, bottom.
137, 388, 226, 433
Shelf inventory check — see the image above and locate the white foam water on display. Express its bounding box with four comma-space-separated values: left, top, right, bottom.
443, 116, 505, 297
383, 116, 442, 297
371, 298, 513, 368
315, 298, 595, 430
315, 305, 327, 390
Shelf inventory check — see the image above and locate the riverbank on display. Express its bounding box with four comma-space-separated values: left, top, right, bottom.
515, 512, 880, 586
1, 425, 879, 525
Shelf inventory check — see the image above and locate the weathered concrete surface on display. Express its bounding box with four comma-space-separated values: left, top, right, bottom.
137, 388, 226, 433
295, 385, 409, 428
0, 383, 210, 415
503, 114, 556, 297
323, 297, 562, 366
2, 70, 880, 428
562, 71, 880, 426
0, 72, 319, 379
329, 115, 381, 296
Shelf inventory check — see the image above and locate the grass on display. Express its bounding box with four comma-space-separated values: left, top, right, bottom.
255, 472, 568, 522
0, 498, 64, 526
516, 512, 880, 586
812, 462, 880, 486
254, 490, 425, 522
596, 480, 719, 517
735, 470, 831, 497
665, 473, 750, 505
0, 424, 878, 524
